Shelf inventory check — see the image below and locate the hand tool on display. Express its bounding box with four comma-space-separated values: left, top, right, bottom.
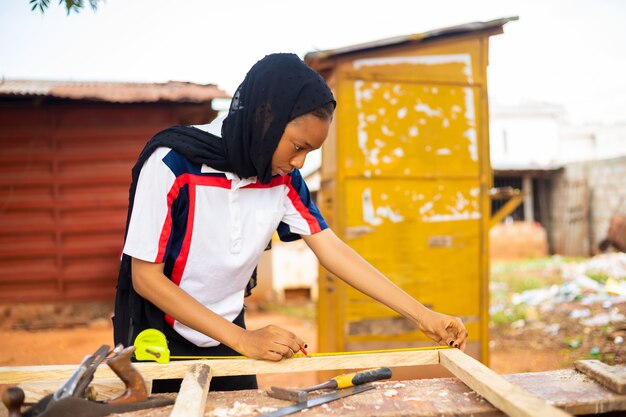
260, 384, 375, 417
133, 327, 450, 363
105, 345, 149, 404
53, 344, 110, 401
267, 367, 392, 402
2, 344, 174, 417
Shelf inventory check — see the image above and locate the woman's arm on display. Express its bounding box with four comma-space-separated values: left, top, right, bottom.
131, 257, 305, 360
302, 229, 468, 350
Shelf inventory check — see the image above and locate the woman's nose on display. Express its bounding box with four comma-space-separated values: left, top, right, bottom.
290, 154, 306, 169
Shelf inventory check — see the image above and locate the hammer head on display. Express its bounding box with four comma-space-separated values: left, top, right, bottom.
267, 386, 309, 402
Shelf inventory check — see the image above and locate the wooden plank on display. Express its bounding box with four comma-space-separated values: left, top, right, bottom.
574, 360, 626, 394
169, 364, 211, 417
0, 349, 439, 383
439, 349, 572, 417
507, 369, 626, 415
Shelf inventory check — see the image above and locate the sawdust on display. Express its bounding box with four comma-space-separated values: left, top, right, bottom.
210, 401, 275, 416
382, 389, 398, 397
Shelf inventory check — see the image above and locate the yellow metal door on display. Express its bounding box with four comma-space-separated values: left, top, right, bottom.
318, 38, 491, 366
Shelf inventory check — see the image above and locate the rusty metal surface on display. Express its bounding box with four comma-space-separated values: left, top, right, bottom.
0, 80, 229, 103
0, 101, 217, 302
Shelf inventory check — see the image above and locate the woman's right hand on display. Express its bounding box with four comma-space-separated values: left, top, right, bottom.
235, 325, 306, 361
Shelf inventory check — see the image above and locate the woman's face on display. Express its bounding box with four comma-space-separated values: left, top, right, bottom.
271, 114, 330, 176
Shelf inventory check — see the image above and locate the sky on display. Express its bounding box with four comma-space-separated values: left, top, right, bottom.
1, 0, 625, 126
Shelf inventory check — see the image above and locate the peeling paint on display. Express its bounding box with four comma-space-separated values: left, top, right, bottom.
414, 102, 442, 117
464, 128, 478, 161
381, 125, 394, 136
362, 188, 383, 226
376, 206, 404, 223
419, 201, 434, 214
361, 188, 404, 224
353, 71, 478, 172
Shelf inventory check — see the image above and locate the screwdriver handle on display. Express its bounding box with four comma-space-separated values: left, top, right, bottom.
334, 367, 392, 389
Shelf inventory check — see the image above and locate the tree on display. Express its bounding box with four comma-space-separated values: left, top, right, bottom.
30, 0, 102, 15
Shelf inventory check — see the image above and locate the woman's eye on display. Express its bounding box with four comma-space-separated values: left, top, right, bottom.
294, 144, 302, 151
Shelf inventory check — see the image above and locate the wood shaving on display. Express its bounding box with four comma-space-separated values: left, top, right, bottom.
209, 401, 272, 416
383, 389, 398, 397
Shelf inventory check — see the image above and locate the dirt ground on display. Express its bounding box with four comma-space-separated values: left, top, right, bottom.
3, 297, 621, 390
0, 301, 321, 390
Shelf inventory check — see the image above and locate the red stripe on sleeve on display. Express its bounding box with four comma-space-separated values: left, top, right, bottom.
285, 177, 322, 234
171, 180, 197, 286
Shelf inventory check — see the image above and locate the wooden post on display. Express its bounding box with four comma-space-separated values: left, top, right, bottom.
440, 349, 572, 417
169, 364, 211, 417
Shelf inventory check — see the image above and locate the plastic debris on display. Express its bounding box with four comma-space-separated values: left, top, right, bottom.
581, 310, 626, 327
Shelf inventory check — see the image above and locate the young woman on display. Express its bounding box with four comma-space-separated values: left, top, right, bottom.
113, 53, 467, 391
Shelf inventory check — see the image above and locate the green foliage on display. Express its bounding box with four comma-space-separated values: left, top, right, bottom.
491, 305, 527, 325
586, 271, 611, 283
30, 0, 102, 15
490, 256, 572, 293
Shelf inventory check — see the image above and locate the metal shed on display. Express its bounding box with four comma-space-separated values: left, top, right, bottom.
305, 17, 517, 369
0, 80, 228, 302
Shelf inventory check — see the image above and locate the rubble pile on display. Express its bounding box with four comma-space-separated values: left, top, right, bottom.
490, 253, 626, 365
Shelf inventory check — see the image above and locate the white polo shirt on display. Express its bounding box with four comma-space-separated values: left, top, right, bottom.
123, 142, 327, 347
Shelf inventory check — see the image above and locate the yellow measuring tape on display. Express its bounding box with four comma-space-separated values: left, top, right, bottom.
133, 328, 450, 364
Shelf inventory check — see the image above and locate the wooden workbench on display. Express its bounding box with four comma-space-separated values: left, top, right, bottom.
3, 350, 626, 417
80, 369, 625, 417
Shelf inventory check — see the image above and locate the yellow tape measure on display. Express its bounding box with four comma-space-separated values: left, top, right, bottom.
133, 328, 450, 364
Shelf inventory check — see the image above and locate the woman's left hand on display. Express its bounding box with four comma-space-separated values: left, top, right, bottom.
418, 310, 468, 351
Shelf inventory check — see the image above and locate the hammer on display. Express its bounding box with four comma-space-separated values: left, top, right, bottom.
267, 367, 392, 402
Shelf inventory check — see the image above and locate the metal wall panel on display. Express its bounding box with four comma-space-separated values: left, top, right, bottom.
0, 101, 215, 301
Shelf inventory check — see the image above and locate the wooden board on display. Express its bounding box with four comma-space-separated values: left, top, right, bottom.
574, 360, 626, 394
0, 349, 439, 384
169, 364, 211, 417
439, 349, 571, 417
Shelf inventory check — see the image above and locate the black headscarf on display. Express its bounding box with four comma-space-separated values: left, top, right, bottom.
222, 53, 336, 184
113, 53, 335, 346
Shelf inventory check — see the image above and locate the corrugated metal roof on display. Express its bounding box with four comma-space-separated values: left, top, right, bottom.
305, 17, 518, 64
0, 79, 229, 103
